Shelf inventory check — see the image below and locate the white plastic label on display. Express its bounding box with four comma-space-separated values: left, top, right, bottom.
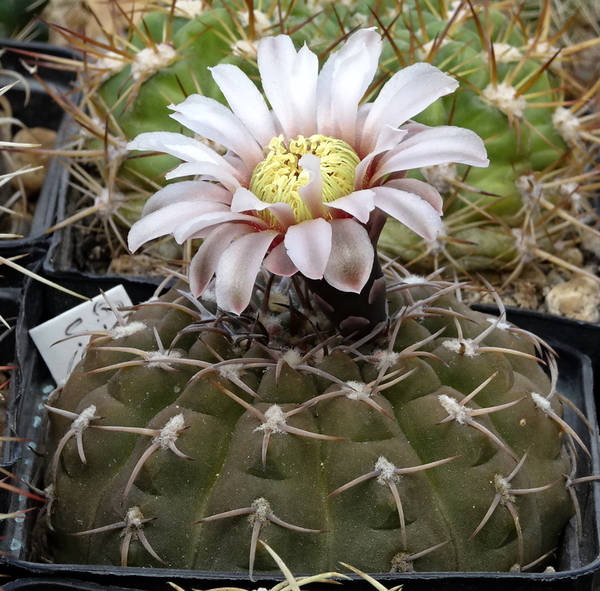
30, 285, 133, 385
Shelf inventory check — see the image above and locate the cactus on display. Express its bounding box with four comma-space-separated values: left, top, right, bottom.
338, 0, 600, 285
36, 26, 586, 576
0, 0, 49, 41
39, 268, 581, 574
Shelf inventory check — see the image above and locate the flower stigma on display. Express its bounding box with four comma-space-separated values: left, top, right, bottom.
249, 134, 360, 225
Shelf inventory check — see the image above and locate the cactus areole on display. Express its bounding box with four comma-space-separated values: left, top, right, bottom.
40, 29, 578, 575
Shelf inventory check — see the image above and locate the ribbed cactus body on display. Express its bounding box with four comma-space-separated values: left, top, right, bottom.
41, 280, 574, 574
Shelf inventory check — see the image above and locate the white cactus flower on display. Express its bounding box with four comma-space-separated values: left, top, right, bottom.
128, 28, 488, 314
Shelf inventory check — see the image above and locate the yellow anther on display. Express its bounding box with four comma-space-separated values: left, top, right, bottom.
249, 134, 359, 225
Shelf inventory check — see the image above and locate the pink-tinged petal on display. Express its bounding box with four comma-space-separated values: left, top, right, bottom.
128, 201, 229, 252
383, 178, 443, 214
323, 219, 373, 293
325, 189, 375, 223
257, 36, 296, 132
231, 188, 296, 228
190, 224, 256, 297
317, 29, 381, 142
169, 95, 263, 168
165, 162, 242, 192
373, 126, 489, 182
189, 223, 255, 297
173, 212, 266, 243
372, 185, 443, 241
297, 153, 325, 219
354, 127, 407, 189
359, 63, 458, 153
284, 218, 332, 280
402, 121, 433, 136
142, 181, 231, 216
257, 36, 318, 139
215, 230, 279, 314
209, 64, 276, 146
263, 242, 298, 277
127, 132, 234, 168
289, 45, 318, 135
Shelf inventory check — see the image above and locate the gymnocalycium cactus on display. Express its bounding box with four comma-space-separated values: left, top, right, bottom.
39, 28, 585, 575
350, 0, 600, 282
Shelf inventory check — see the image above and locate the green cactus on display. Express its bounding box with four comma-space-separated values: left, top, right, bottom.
342, 0, 600, 279
39, 271, 581, 574
36, 16, 589, 571
0, 0, 49, 40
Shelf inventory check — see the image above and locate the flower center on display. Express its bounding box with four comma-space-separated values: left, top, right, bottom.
249, 134, 359, 224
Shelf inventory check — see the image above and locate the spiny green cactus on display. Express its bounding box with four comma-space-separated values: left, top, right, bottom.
35, 20, 590, 575
38, 269, 582, 574
0, 0, 49, 41
345, 0, 600, 282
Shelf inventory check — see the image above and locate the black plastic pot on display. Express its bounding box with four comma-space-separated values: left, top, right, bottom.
0, 287, 20, 365
0, 285, 21, 564
2, 579, 139, 591
1, 277, 599, 591
0, 39, 77, 288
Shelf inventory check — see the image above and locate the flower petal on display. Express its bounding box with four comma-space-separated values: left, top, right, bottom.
128, 201, 229, 252
165, 162, 242, 192
323, 219, 373, 293
383, 178, 443, 214
215, 230, 279, 314
372, 185, 443, 241
373, 125, 489, 182
231, 187, 296, 228
141, 181, 231, 216
258, 36, 318, 139
359, 63, 458, 153
169, 95, 263, 168
317, 28, 382, 144
325, 189, 375, 223
173, 212, 265, 243
297, 153, 325, 219
189, 223, 255, 297
355, 126, 408, 189
209, 63, 276, 146
127, 132, 234, 168
263, 242, 298, 277
284, 218, 332, 280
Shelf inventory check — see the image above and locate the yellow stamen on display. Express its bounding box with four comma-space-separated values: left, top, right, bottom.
249, 134, 359, 225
